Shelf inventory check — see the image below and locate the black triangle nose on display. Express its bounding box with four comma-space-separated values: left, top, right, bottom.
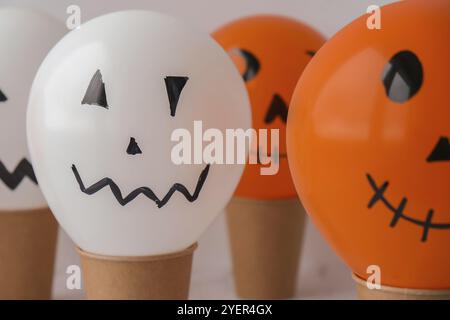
0, 89, 7, 102
264, 94, 288, 124
127, 137, 142, 155
427, 137, 450, 162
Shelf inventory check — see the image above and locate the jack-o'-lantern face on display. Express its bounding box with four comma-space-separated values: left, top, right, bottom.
214, 15, 325, 199
0, 8, 65, 210
69, 71, 211, 208
287, 0, 450, 289
27, 11, 251, 256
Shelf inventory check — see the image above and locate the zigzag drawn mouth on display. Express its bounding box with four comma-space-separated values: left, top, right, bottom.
72, 164, 210, 208
366, 173, 450, 242
0, 158, 37, 190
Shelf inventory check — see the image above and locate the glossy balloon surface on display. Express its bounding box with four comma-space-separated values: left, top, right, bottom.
28, 11, 251, 256
214, 15, 325, 199
287, 0, 450, 288
0, 8, 65, 210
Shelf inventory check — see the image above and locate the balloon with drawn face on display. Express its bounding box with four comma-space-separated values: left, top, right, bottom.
213, 15, 325, 199
0, 8, 65, 210
27, 11, 251, 256
287, 0, 450, 288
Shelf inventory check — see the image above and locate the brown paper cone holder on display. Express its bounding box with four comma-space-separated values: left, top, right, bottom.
78, 243, 197, 300
227, 197, 306, 299
0, 207, 58, 300
353, 273, 450, 300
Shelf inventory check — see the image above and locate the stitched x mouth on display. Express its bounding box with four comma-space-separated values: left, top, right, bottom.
72, 164, 210, 208
366, 173, 450, 242
0, 158, 37, 190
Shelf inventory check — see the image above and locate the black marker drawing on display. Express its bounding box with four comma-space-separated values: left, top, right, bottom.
126, 137, 142, 155
366, 173, 450, 242
265, 94, 288, 124
382, 50, 423, 103
427, 137, 450, 163
0, 89, 7, 102
165, 76, 189, 117
72, 164, 210, 208
0, 159, 37, 190
229, 48, 260, 82
82, 70, 109, 109
306, 50, 316, 57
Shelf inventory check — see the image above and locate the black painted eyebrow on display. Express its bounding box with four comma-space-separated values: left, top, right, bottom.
0, 89, 7, 102
82, 70, 109, 109
165, 76, 189, 117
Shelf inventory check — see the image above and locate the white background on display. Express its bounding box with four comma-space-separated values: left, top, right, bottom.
0, 0, 398, 299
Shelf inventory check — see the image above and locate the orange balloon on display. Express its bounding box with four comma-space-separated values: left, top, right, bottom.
213, 15, 325, 199
287, 0, 450, 289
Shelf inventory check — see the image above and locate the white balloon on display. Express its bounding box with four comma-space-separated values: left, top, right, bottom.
0, 8, 65, 210
27, 11, 251, 256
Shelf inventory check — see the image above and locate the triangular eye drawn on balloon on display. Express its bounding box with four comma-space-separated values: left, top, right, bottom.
382, 50, 423, 103
165, 76, 189, 117
82, 69, 109, 109
228, 48, 260, 82
0, 89, 7, 102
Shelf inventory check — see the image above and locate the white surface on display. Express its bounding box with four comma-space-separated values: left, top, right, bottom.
2, 0, 399, 299
0, 8, 65, 209
27, 10, 251, 256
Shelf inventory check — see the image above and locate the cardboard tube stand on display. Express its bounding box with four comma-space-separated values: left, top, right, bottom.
0, 207, 58, 299
353, 273, 450, 300
78, 243, 198, 300
227, 197, 306, 299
